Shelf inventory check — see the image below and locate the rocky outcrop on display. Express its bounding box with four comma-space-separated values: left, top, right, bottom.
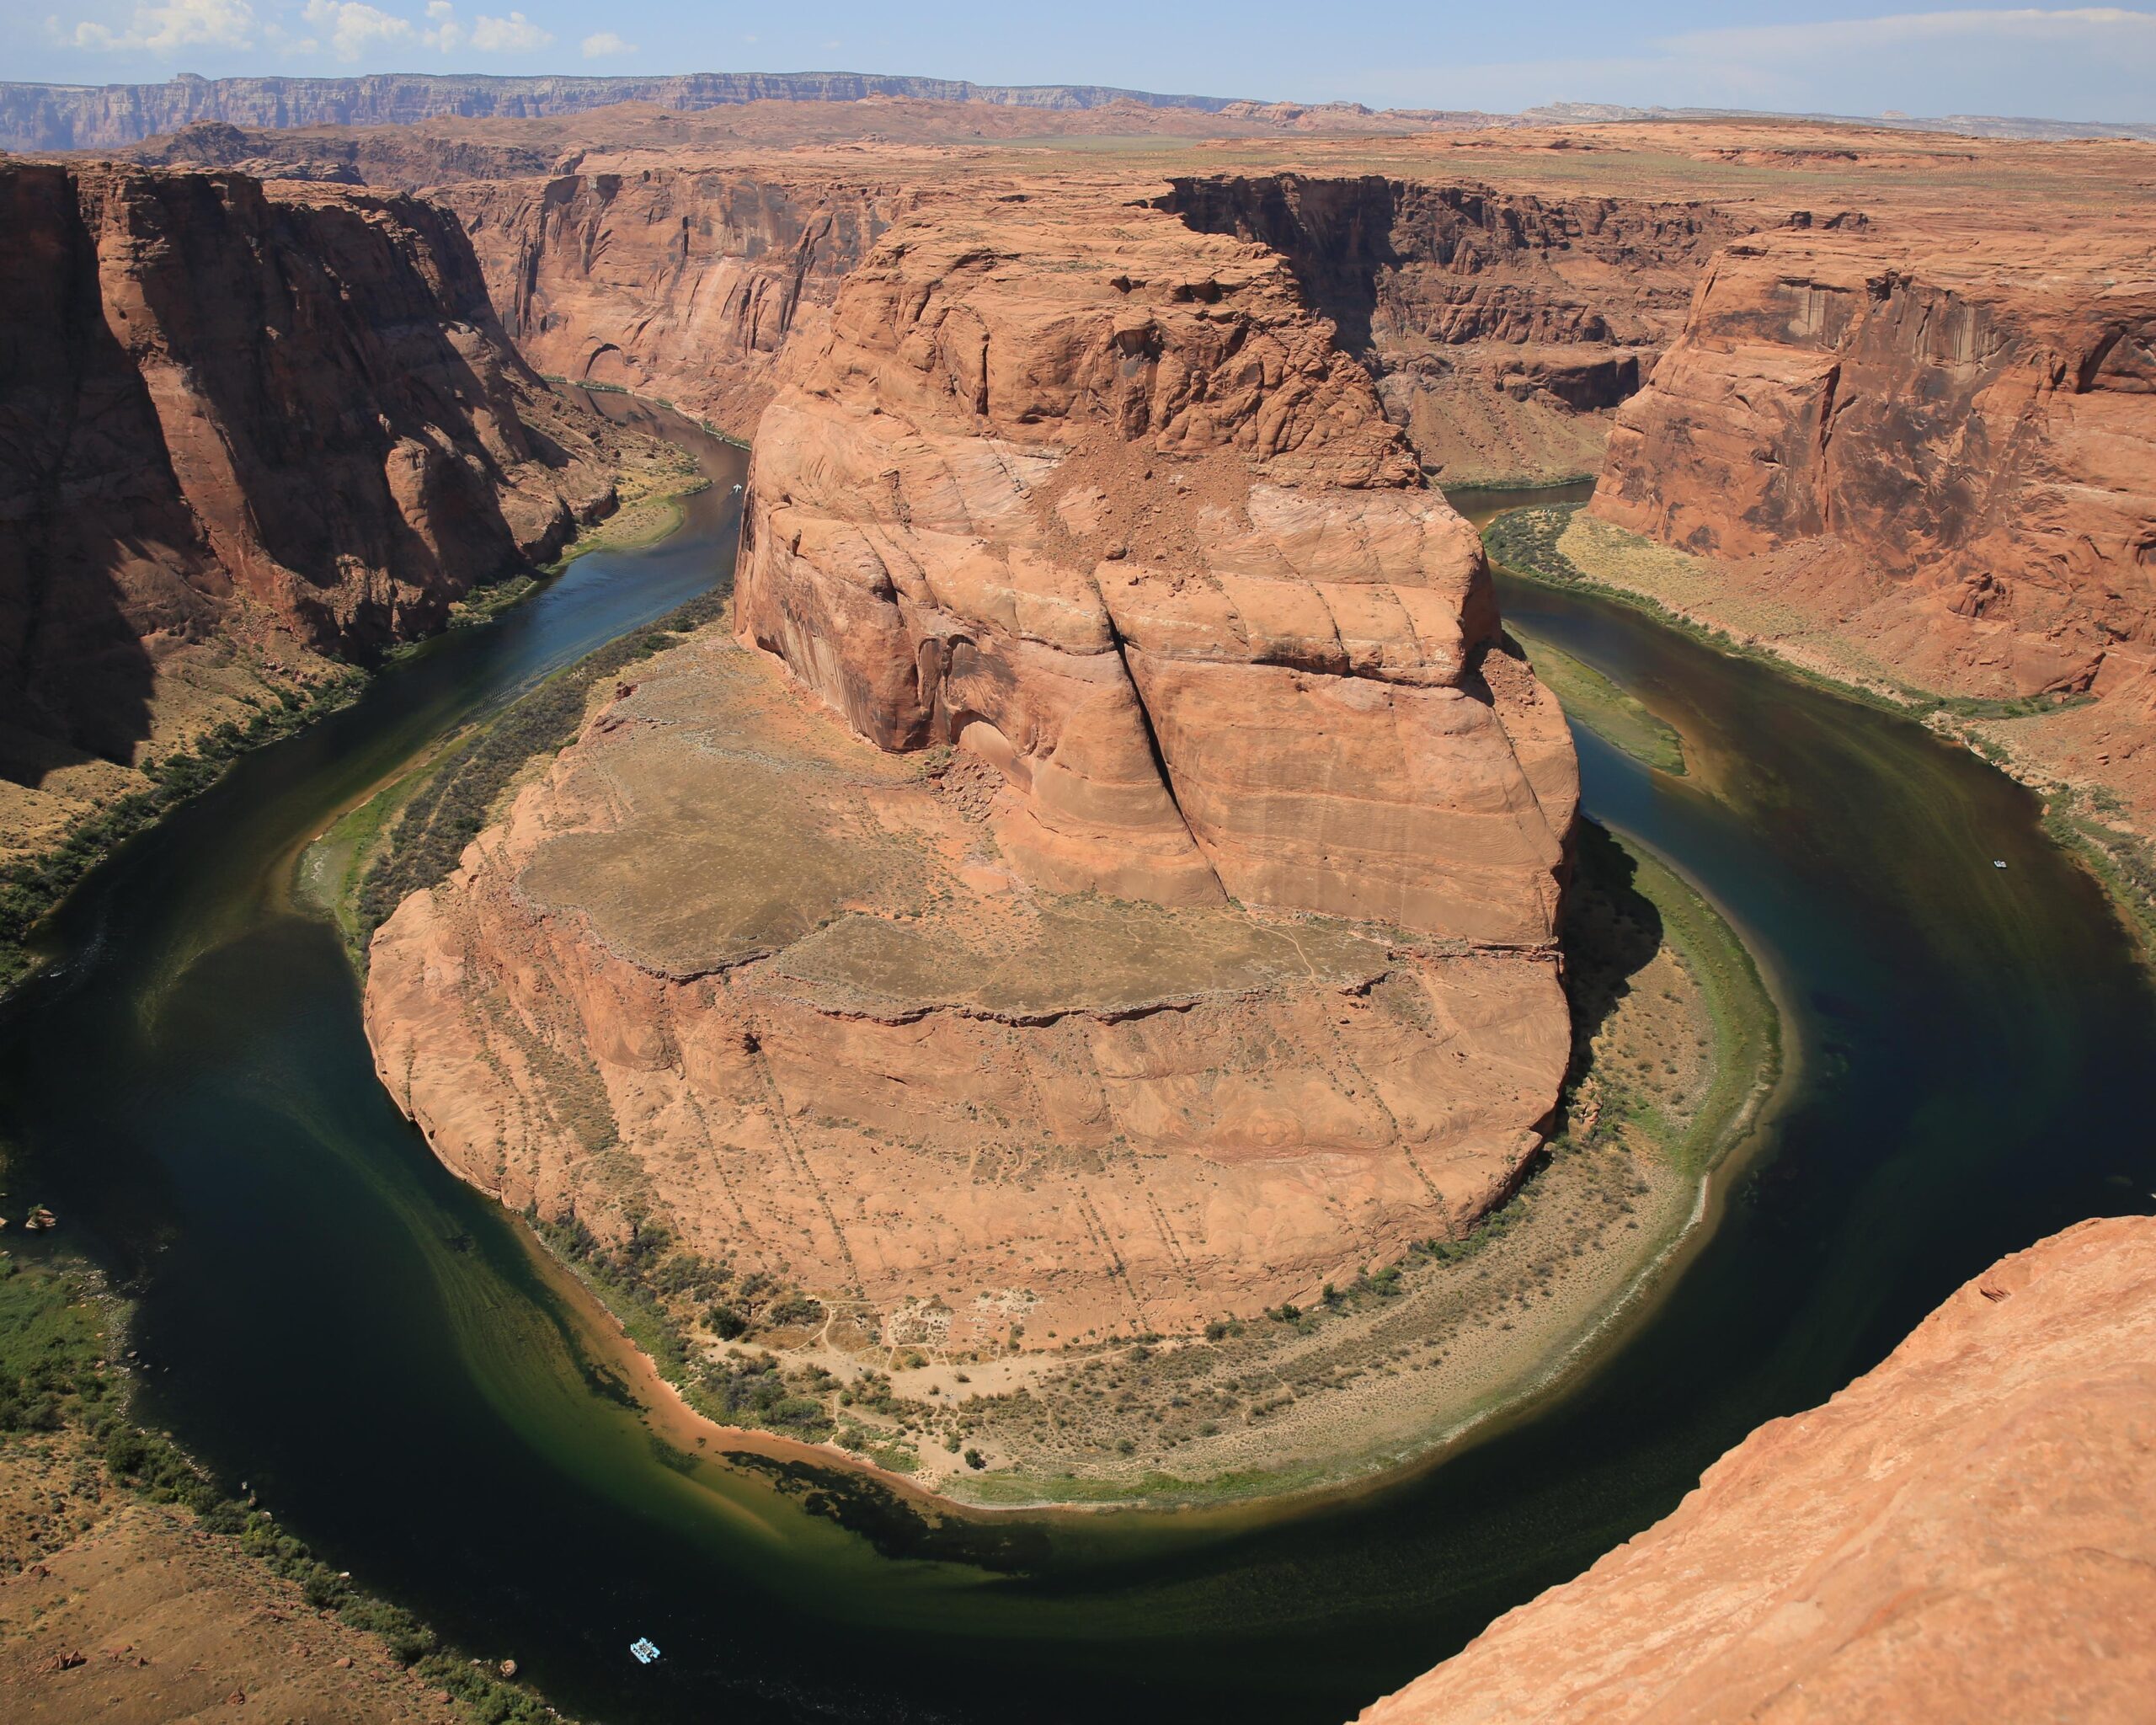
442, 167, 902, 436
1158, 174, 1745, 484
737, 184, 1577, 943
0, 160, 636, 774
365, 182, 1576, 1359
1358, 1215, 2156, 1724
1593, 224, 2156, 700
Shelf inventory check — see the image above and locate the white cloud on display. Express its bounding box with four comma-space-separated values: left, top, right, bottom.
419, 1, 462, 50
300, 0, 411, 60
580, 29, 633, 57
60, 0, 254, 51
468, 8, 549, 51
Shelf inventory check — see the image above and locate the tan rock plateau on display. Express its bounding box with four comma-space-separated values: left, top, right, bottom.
1358, 1215, 2156, 1724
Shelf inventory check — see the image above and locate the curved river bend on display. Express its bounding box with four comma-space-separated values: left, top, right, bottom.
5, 434, 2153, 1725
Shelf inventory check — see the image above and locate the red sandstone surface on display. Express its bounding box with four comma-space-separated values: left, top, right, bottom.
1358, 1215, 2156, 1724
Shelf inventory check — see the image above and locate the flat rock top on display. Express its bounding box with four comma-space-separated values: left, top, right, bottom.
515, 635, 1396, 1017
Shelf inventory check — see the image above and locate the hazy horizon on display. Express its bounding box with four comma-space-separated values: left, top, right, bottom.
7, 3, 2155, 126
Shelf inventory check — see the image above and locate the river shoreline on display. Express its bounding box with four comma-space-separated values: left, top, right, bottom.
331, 548, 1790, 1515
414, 822, 1789, 1521
1485, 503, 2156, 968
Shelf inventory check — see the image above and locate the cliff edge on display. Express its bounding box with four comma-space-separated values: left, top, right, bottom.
1358, 1214, 2156, 1724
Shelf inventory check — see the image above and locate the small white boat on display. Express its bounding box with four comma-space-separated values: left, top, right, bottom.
630, 1637, 662, 1665
1993, 859, 2009, 870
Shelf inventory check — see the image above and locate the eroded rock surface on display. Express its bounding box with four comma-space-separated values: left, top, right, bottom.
1358, 1215, 2156, 1724
0, 160, 645, 780
366, 184, 1577, 1355
1594, 224, 2156, 703
736, 185, 1577, 943
1158, 174, 1743, 486
445, 166, 903, 435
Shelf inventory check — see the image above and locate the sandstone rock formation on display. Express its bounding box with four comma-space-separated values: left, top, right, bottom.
735, 188, 1577, 942
365, 184, 1577, 1354
444, 166, 903, 435
2, 72, 1496, 156
1593, 223, 2156, 702
0, 160, 639, 780
1358, 1214, 2156, 1724
1160, 174, 1742, 484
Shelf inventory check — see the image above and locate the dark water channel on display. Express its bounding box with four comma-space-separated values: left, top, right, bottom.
4, 446, 2152, 1725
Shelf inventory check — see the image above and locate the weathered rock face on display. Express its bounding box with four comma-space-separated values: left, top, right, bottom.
1158, 174, 1744, 484
1593, 225, 2156, 698
365, 183, 1577, 1354
1358, 1214, 2156, 1724
737, 186, 1577, 943
0, 161, 632, 772
442, 168, 901, 436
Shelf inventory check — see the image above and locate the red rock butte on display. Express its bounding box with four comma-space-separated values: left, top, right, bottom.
364, 180, 1580, 1351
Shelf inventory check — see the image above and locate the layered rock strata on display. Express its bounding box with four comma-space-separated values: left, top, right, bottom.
1358, 1215, 2156, 1724
1593, 224, 2156, 702
1158, 174, 1747, 484
366, 185, 1577, 1351
443, 167, 903, 435
0, 160, 643, 779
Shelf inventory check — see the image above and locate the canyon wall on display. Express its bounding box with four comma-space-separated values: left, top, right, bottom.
1358, 1214, 2156, 1724
0, 72, 1249, 154
365, 183, 1577, 1353
0, 161, 635, 784
441, 167, 904, 436
1159, 174, 1746, 484
1593, 224, 2156, 700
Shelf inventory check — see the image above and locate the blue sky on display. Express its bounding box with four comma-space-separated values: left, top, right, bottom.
13, 3, 2156, 121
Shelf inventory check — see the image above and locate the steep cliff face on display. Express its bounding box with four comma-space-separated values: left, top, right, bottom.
737, 185, 1577, 942
1593, 225, 2156, 699
442, 167, 902, 435
365, 183, 1576, 1368
0, 161, 632, 779
1358, 1215, 2156, 1724
1158, 174, 1745, 484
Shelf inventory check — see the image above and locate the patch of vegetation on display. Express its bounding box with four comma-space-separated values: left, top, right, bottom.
528, 1209, 849, 1444
0, 672, 364, 995
2044, 785, 2156, 966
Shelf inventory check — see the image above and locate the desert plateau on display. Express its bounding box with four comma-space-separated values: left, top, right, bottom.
3, 20, 2154, 1725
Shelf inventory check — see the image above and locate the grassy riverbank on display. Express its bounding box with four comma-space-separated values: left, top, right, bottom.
1488, 504, 2156, 968
0, 1240, 569, 1722
0, 668, 366, 996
